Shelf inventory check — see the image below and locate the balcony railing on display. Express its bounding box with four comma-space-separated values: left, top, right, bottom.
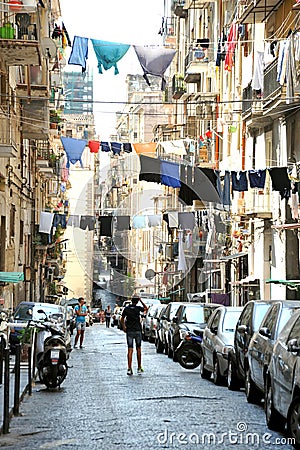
263, 59, 281, 101
0, 105, 18, 157
172, 74, 186, 99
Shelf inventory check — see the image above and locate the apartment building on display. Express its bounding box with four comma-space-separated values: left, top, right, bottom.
161, 0, 300, 304
0, 1, 97, 310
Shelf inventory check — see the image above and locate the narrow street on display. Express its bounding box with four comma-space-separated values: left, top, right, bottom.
0, 323, 294, 450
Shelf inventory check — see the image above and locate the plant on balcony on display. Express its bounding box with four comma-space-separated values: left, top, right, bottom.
50, 109, 62, 124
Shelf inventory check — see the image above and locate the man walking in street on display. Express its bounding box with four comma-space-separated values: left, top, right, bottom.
120, 295, 148, 375
74, 297, 87, 349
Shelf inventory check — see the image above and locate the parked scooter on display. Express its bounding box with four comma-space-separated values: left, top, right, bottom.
29, 310, 71, 388
174, 331, 203, 370
0, 312, 9, 347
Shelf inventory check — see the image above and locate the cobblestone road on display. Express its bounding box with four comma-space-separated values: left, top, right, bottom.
0, 323, 295, 450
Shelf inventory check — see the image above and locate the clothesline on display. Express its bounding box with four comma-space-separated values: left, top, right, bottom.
68, 36, 176, 90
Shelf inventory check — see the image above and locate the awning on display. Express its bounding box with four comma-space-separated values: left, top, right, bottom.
266, 279, 300, 289
0, 272, 24, 283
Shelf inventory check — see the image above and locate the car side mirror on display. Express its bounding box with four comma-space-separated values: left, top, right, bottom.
287, 338, 300, 354
211, 326, 218, 335
237, 324, 248, 334
172, 316, 178, 324
259, 327, 272, 338
161, 315, 167, 320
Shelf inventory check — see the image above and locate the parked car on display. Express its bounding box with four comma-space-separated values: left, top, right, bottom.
142, 304, 159, 341
265, 309, 300, 448
227, 300, 276, 391
168, 302, 220, 360
148, 304, 166, 343
246, 300, 300, 403
9, 301, 67, 354
201, 306, 243, 385
90, 307, 101, 323
156, 302, 182, 355
155, 306, 169, 353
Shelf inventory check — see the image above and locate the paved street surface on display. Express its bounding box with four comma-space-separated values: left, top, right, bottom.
0, 323, 294, 450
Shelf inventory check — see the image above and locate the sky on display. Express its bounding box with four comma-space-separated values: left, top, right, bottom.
59, 0, 165, 139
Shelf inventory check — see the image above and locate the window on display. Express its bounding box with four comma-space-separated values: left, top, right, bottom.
261, 304, 279, 338
210, 310, 221, 330
10, 205, 16, 238
19, 220, 24, 245
288, 317, 300, 342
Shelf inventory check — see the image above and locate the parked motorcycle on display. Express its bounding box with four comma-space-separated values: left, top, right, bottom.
29, 311, 71, 388
174, 331, 203, 370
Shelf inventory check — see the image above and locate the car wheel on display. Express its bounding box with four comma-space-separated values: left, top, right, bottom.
265, 381, 285, 432
164, 341, 168, 355
200, 353, 211, 380
227, 357, 240, 391
177, 344, 201, 370
287, 396, 300, 448
172, 349, 178, 362
156, 338, 164, 354
245, 366, 262, 404
213, 356, 224, 386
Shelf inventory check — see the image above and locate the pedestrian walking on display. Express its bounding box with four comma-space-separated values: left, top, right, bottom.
104, 305, 112, 328
120, 295, 148, 375
74, 297, 87, 349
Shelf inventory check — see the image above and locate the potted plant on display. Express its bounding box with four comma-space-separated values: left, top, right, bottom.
50, 110, 62, 129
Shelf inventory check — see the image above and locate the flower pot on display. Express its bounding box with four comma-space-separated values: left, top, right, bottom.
50, 122, 58, 129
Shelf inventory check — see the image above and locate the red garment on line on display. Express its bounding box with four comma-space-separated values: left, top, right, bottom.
88, 140, 100, 153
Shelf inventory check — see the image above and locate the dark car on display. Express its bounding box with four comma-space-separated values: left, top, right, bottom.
155, 306, 168, 353
265, 309, 300, 448
246, 300, 300, 403
168, 302, 219, 360
201, 306, 243, 385
156, 302, 182, 355
227, 300, 276, 391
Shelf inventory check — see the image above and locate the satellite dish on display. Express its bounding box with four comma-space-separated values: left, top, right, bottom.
41, 37, 57, 59
145, 269, 156, 280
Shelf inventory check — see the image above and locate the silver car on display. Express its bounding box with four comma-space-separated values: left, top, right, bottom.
201, 306, 243, 385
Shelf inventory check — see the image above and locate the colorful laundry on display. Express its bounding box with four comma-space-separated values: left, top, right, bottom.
68, 36, 89, 72
91, 39, 130, 75
133, 45, 176, 90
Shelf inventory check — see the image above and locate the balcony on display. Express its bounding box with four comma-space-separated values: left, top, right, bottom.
0, 106, 18, 158
173, 0, 188, 18
242, 58, 300, 125
238, 0, 284, 24
172, 74, 187, 99
184, 46, 211, 83
16, 66, 49, 98
21, 99, 49, 139
0, 9, 40, 65
244, 188, 272, 219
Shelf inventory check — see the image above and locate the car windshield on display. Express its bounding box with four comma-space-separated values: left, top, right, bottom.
253, 304, 273, 331
222, 311, 241, 332
14, 304, 64, 321
183, 305, 212, 324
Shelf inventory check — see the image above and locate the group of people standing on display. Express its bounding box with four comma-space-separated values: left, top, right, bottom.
72, 295, 148, 376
